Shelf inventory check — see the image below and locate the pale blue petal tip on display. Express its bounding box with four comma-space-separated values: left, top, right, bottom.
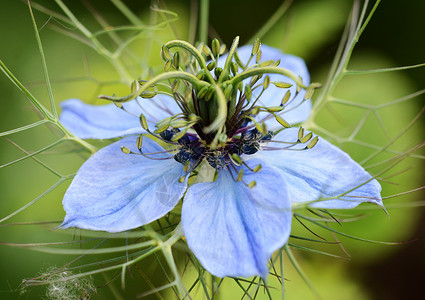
255, 128, 383, 210
59, 96, 179, 139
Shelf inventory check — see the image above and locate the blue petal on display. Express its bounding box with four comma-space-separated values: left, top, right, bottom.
182, 159, 292, 279
218, 45, 311, 126
254, 128, 383, 209
60, 96, 180, 139
61, 136, 187, 232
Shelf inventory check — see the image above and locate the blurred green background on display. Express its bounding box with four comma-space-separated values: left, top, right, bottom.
1, 0, 424, 299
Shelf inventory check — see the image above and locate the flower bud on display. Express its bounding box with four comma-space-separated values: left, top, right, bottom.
212, 38, 220, 57
161, 45, 171, 61
207, 61, 216, 71
172, 52, 180, 69
252, 38, 261, 56
214, 67, 223, 78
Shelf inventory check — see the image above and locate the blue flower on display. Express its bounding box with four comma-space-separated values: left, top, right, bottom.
59, 42, 383, 279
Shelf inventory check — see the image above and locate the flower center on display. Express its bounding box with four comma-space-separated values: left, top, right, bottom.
107, 37, 320, 184
160, 128, 273, 169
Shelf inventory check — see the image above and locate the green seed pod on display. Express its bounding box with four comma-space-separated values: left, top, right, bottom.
172, 52, 180, 69
212, 38, 220, 57
250, 75, 260, 86
230, 62, 238, 75
164, 59, 172, 71
231, 153, 243, 164
189, 114, 198, 122
300, 132, 313, 143
121, 146, 131, 154
258, 60, 274, 67
224, 84, 233, 100
263, 75, 270, 90
306, 136, 319, 149
272, 59, 281, 67
197, 85, 209, 98
275, 115, 291, 128
273, 82, 293, 89
236, 169, 244, 181
161, 45, 171, 61
267, 106, 284, 112
171, 127, 189, 142
171, 80, 180, 93
252, 38, 261, 56
297, 127, 305, 141
218, 132, 227, 143
130, 80, 138, 94
214, 67, 223, 78
205, 85, 216, 101
253, 164, 262, 172
113, 101, 123, 109
296, 76, 303, 92
219, 44, 227, 55
155, 116, 172, 128
196, 70, 206, 80
304, 86, 314, 100
252, 106, 260, 115
248, 181, 257, 188
140, 91, 157, 98
136, 135, 143, 150
154, 124, 169, 134
256, 49, 262, 64
207, 61, 216, 71
255, 121, 267, 135
202, 44, 211, 56
139, 114, 149, 130
282, 90, 291, 105
183, 160, 190, 172
170, 120, 188, 128
244, 84, 252, 101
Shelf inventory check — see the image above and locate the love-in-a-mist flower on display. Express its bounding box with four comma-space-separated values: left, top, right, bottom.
59, 37, 383, 279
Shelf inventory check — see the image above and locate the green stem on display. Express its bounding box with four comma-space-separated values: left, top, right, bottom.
217, 36, 239, 84
27, 0, 57, 119
165, 40, 215, 82
99, 71, 208, 102
284, 244, 320, 298
199, 0, 209, 44
110, 0, 144, 26
54, 0, 133, 83
309, 0, 380, 119
280, 249, 285, 300
0, 59, 53, 120
229, 66, 304, 88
